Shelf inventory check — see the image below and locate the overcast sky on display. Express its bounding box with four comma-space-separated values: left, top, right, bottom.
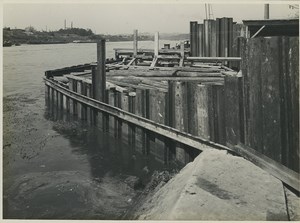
3, 2, 298, 34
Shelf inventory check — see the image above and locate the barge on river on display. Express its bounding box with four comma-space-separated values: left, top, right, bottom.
44, 18, 300, 192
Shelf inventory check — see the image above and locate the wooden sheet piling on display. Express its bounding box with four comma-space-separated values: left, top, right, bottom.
198, 24, 204, 57
204, 19, 217, 57
92, 40, 106, 103
172, 81, 189, 164
49, 86, 53, 105
86, 83, 92, 124
190, 21, 199, 56
204, 20, 210, 56
128, 93, 136, 147
108, 90, 116, 136
134, 89, 146, 153
216, 18, 220, 57
260, 37, 281, 162
286, 37, 299, 172
196, 84, 210, 140
264, 4, 270, 20
45, 85, 49, 105
179, 41, 185, 67
72, 80, 78, 116
77, 80, 83, 119
224, 75, 244, 146
227, 18, 234, 67
248, 38, 263, 154
186, 83, 198, 136
154, 32, 159, 57
68, 79, 74, 115
224, 18, 229, 58
121, 94, 130, 145
133, 29, 138, 57
62, 94, 67, 111
93, 40, 107, 129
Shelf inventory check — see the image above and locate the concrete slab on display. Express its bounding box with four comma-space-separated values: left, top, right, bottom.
137, 149, 288, 220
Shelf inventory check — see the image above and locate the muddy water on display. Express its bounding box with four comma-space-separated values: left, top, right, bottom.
3, 41, 181, 219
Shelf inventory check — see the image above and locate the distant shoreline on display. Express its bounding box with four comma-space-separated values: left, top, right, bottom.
3, 27, 189, 47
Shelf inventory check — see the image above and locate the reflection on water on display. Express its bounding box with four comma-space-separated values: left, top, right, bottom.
45, 102, 181, 186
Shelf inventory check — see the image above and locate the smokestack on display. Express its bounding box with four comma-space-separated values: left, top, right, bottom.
71, 22, 73, 29
264, 4, 269, 19
64, 19, 66, 29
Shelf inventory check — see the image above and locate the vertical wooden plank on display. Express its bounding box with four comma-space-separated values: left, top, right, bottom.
287, 37, 299, 172
219, 18, 226, 57
135, 89, 145, 153
77, 80, 82, 119
72, 79, 78, 116
68, 79, 74, 115
224, 18, 229, 58
207, 85, 215, 142
154, 32, 159, 57
53, 88, 57, 107
196, 84, 210, 140
248, 38, 264, 153
179, 41, 185, 67
167, 81, 176, 161
133, 29, 138, 57
198, 24, 204, 57
149, 89, 166, 162
128, 93, 136, 147
48, 86, 52, 105
261, 37, 281, 162
56, 91, 61, 110
95, 39, 106, 103
86, 83, 92, 124
121, 93, 129, 145
103, 89, 110, 132
62, 94, 67, 111
264, 4, 270, 19
108, 90, 115, 136
240, 37, 250, 145
144, 89, 151, 155
216, 18, 220, 57
81, 82, 87, 120
225, 76, 244, 146
210, 20, 217, 57
228, 18, 233, 67
190, 21, 198, 56
115, 91, 122, 139
59, 91, 64, 110
186, 82, 198, 136
214, 85, 226, 145
96, 112, 103, 130
204, 19, 210, 57
173, 81, 189, 164
45, 85, 49, 105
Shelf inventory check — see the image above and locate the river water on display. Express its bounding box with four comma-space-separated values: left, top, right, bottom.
3, 41, 181, 219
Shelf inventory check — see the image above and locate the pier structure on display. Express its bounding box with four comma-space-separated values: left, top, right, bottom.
44, 17, 299, 193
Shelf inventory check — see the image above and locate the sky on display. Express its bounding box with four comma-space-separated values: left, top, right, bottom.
3, 2, 298, 35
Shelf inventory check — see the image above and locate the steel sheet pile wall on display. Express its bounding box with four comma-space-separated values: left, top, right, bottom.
233, 36, 299, 173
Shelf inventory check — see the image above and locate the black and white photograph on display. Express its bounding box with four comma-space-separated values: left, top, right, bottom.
2, 0, 300, 221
